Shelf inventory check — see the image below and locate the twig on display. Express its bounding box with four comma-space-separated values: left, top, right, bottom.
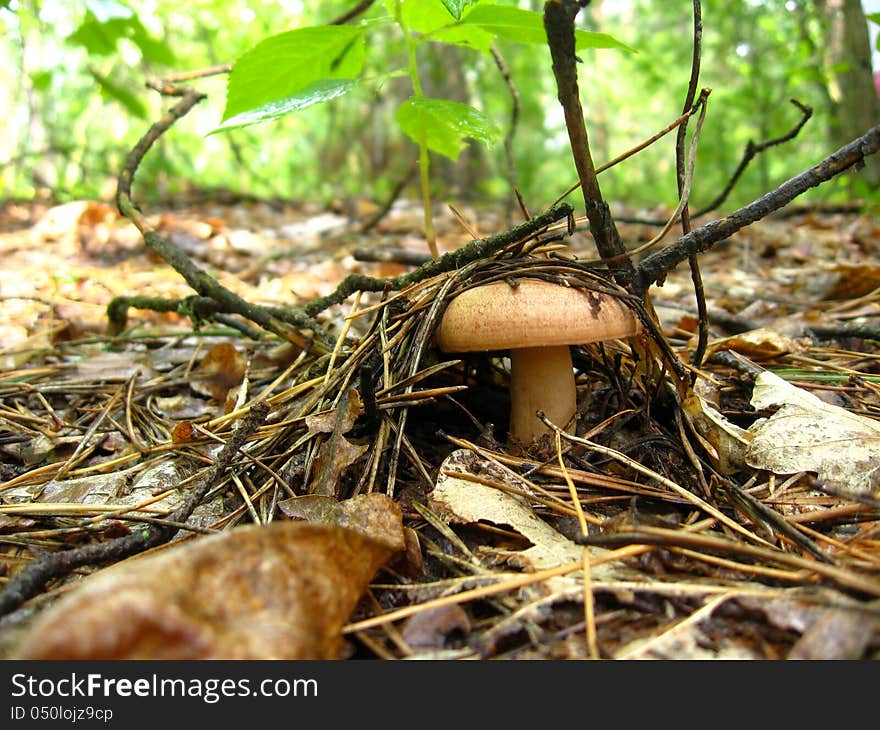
358, 157, 419, 234
617, 99, 815, 226
677, 1, 709, 373
303, 204, 574, 316
633, 125, 880, 294
329, 0, 375, 25
694, 99, 813, 218
0, 402, 270, 618
543, 0, 632, 273
114, 86, 331, 350
489, 43, 521, 224
578, 525, 880, 599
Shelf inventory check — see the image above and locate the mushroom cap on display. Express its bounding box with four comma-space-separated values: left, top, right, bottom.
435, 278, 638, 352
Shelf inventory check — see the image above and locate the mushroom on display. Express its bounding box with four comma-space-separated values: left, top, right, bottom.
434, 278, 639, 448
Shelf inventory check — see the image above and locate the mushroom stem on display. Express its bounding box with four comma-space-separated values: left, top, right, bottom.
509, 345, 576, 446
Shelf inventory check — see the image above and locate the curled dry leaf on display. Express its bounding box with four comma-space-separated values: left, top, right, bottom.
430, 449, 628, 582
305, 389, 367, 497
401, 604, 472, 649
746, 371, 880, 497
683, 393, 753, 474
17, 498, 404, 659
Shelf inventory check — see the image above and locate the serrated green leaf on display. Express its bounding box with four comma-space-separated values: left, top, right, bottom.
211, 78, 358, 134
396, 96, 499, 161
461, 5, 633, 52
222, 26, 365, 123
440, 0, 481, 21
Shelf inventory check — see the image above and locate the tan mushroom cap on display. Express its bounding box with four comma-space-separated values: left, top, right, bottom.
435, 278, 639, 449
435, 278, 638, 352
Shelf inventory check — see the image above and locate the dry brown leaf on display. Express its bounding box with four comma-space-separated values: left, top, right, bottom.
305, 389, 367, 497
401, 604, 472, 649
788, 608, 879, 659
822, 263, 880, 300
16, 502, 404, 659
190, 343, 246, 403
305, 388, 364, 434
703, 328, 806, 361
683, 393, 753, 474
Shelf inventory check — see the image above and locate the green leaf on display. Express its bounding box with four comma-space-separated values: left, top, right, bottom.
222, 26, 365, 123
440, 0, 482, 21
427, 24, 494, 52
30, 70, 53, 92
66, 13, 174, 65
88, 67, 148, 119
403, 0, 455, 33
67, 16, 126, 55
402, 0, 492, 52
396, 96, 500, 160
460, 5, 633, 52
129, 19, 176, 66
211, 78, 358, 134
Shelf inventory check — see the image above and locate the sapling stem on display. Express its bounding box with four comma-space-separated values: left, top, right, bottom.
396, 1, 439, 259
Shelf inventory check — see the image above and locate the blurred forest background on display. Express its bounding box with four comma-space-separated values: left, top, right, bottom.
2, 0, 879, 216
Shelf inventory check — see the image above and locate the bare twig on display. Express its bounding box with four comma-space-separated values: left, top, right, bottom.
543, 0, 632, 273
634, 125, 880, 294
677, 1, 710, 372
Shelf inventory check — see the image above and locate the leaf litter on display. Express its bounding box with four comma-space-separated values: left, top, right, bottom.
0, 197, 879, 659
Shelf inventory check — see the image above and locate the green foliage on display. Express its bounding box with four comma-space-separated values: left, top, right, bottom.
396, 97, 500, 160
88, 67, 148, 119
67, 4, 175, 65
218, 26, 366, 131
0, 0, 873, 211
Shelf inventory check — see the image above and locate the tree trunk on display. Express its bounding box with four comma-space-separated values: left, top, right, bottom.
822, 0, 880, 189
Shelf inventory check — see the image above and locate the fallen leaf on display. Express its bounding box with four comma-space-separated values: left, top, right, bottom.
704, 328, 806, 361
683, 393, 753, 474
306, 389, 367, 497
821, 263, 880, 300
305, 388, 363, 434
788, 608, 879, 660
278, 493, 406, 546
429, 449, 623, 578
190, 343, 246, 403
746, 371, 880, 497
401, 605, 472, 649
16, 507, 404, 659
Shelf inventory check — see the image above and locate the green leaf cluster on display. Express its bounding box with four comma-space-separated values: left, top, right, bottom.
216, 0, 630, 161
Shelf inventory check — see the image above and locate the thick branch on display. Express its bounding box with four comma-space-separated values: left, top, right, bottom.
543, 0, 632, 272
634, 125, 880, 294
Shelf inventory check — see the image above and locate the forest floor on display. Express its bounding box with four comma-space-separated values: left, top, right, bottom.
0, 194, 879, 659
